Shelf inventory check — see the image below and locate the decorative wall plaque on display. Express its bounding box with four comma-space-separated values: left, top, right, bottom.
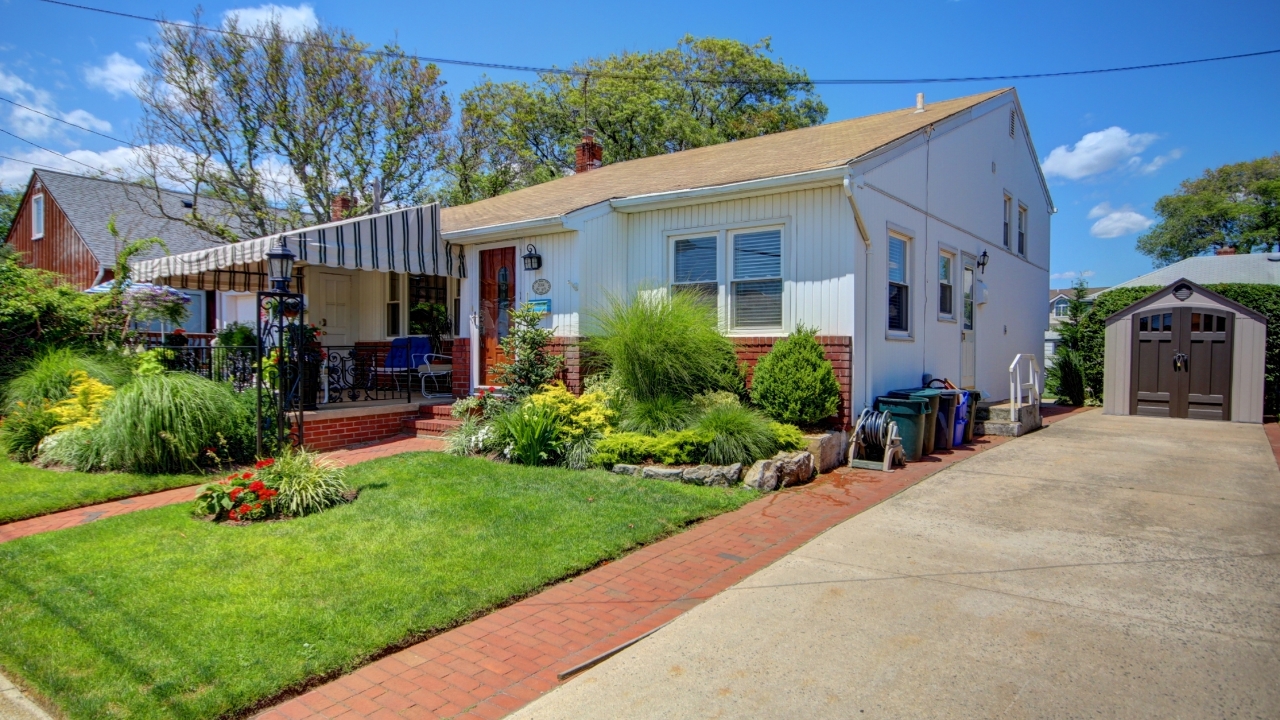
531, 278, 552, 295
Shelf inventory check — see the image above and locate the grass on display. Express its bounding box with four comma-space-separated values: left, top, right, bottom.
0, 458, 201, 524
0, 452, 756, 719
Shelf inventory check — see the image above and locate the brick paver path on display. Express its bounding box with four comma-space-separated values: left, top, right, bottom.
257, 406, 1093, 720
0, 435, 446, 544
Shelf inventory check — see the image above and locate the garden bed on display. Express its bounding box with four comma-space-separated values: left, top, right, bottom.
0, 458, 202, 524
0, 451, 754, 719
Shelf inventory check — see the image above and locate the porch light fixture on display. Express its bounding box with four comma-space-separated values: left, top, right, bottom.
522, 244, 543, 271
976, 250, 990, 275
266, 236, 296, 291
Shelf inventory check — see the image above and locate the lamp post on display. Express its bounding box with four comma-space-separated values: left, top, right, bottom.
256, 235, 308, 455
266, 236, 296, 291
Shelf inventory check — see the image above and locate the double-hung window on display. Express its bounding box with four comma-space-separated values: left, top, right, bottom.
1002, 194, 1012, 249
672, 235, 718, 303
386, 272, 402, 337
938, 252, 955, 318
730, 229, 782, 329
1017, 204, 1028, 256
32, 194, 45, 239
888, 234, 910, 333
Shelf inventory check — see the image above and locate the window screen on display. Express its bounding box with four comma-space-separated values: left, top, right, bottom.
939, 254, 954, 316
888, 236, 909, 332
672, 236, 718, 302
731, 229, 782, 328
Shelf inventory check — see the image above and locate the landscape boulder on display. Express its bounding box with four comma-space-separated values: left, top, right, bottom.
682, 463, 742, 487
744, 459, 781, 491
611, 464, 641, 476
774, 451, 816, 487
641, 466, 685, 481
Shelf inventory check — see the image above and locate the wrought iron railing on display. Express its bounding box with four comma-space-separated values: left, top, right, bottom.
318, 345, 414, 404
155, 345, 259, 391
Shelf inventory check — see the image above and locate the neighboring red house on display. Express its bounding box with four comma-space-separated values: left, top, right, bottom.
3, 169, 238, 330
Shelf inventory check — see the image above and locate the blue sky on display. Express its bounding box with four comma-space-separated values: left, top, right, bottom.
2, 0, 1278, 286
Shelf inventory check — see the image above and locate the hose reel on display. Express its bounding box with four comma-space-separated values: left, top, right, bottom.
848, 407, 906, 472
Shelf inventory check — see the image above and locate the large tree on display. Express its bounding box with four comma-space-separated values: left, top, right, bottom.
436, 36, 828, 206
135, 11, 451, 240
0, 183, 21, 240
1137, 153, 1280, 266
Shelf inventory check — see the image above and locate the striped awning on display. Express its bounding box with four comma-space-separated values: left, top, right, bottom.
133, 204, 465, 285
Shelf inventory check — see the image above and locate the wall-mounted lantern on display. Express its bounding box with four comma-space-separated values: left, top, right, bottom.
976, 250, 990, 275
522, 243, 543, 271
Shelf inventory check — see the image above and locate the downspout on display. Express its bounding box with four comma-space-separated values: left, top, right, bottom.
90, 265, 105, 289
843, 173, 872, 411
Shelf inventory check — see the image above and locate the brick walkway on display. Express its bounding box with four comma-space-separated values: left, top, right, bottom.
257, 406, 1093, 720
0, 436, 447, 545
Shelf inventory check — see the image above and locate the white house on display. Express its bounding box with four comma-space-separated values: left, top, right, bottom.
135, 88, 1052, 443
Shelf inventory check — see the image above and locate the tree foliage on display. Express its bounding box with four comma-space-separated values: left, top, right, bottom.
1045, 280, 1089, 406
1137, 154, 1280, 266
136, 10, 451, 239
0, 183, 22, 240
0, 247, 102, 384
437, 36, 827, 205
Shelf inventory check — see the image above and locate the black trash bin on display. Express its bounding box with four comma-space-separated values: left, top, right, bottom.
888, 388, 942, 455
875, 397, 929, 462
933, 391, 958, 451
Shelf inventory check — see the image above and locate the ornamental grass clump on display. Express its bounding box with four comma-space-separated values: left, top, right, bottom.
493, 401, 564, 466
693, 403, 780, 466
256, 451, 349, 517
3, 348, 131, 410
750, 325, 840, 428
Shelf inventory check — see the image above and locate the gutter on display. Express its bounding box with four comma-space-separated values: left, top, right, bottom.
440, 215, 565, 243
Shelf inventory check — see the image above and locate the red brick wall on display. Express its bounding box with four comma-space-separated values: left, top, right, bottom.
296, 407, 420, 452
452, 339, 471, 398
548, 337, 587, 394
733, 336, 853, 428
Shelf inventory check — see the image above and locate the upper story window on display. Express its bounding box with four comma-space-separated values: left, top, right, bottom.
938, 251, 955, 319
672, 235, 718, 303
32, 194, 45, 239
888, 233, 910, 333
730, 229, 782, 329
1017, 204, 1028, 256
1002, 194, 1012, 249
1053, 297, 1069, 317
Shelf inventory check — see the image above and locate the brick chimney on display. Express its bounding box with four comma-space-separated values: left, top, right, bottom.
331, 195, 354, 222
1215, 246, 1237, 256
574, 129, 603, 174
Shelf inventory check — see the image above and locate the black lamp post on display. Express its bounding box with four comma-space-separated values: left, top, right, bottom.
522, 244, 542, 271
257, 234, 308, 455
976, 250, 990, 274
266, 236, 296, 291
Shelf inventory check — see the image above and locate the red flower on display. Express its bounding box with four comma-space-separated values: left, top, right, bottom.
242, 472, 254, 481
253, 503, 262, 511
248, 480, 265, 493
229, 487, 242, 501
255, 458, 275, 469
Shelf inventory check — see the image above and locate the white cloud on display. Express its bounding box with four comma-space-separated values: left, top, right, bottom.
61, 109, 113, 134
1088, 202, 1154, 238
84, 53, 146, 99
0, 145, 138, 186
1041, 127, 1158, 180
1050, 270, 1096, 281
1139, 148, 1183, 175
223, 3, 319, 34
0, 66, 112, 141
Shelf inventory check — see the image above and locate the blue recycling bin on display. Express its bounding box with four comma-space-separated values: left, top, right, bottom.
952, 391, 970, 446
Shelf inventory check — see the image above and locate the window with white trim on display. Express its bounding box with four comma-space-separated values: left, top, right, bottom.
730, 228, 782, 329
1053, 297, 1069, 317
32, 194, 45, 239
386, 272, 402, 337
938, 251, 955, 318
888, 234, 910, 333
671, 235, 718, 303
1017, 203, 1028, 256
1002, 194, 1012, 249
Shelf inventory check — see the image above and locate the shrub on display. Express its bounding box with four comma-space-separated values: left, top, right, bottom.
450, 388, 513, 420
195, 467, 280, 522
586, 290, 741, 402
444, 415, 489, 456
47, 371, 114, 433
493, 401, 564, 466
693, 403, 779, 466
693, 390, 741, 412
215, 321, 257, 348
1046, 347, 1086, 406
493, 304, 564, 400
527, 382, 616, 440
255, 452, 349, 517
619, 395, 697, 435
0, 401, 60, 462
562, 431, 603, 470
4, 348, 131, 410
92, 373, 251, 473
771, 422, 807, 452
592, 429, 712, 467
750, 326, 840, 427
0, 251, 101, 385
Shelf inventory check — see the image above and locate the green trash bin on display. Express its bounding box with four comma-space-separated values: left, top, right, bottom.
964, 390, 981, 443
875, 397, 928, 462
888, 388, 941, 455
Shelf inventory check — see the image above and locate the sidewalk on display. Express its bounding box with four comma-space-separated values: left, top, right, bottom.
256, 406, 1092, 720
0, 435, 446, 545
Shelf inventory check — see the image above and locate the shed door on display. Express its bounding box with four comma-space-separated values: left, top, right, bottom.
1130, 307, 1233, 420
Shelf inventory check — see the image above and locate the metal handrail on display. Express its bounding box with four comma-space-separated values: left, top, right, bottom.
1008, 353, 1042, 413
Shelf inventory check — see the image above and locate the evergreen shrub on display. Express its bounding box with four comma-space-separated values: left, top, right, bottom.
749, 325, 840, 427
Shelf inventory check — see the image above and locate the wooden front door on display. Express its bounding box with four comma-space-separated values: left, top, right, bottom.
1131, 307, 1233, 420
478, 247, 515, 386
319, 273, 351, 346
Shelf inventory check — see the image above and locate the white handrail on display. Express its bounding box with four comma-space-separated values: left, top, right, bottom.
1008, 353, 1042, 412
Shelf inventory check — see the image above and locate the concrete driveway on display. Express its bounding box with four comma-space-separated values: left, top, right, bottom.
512, 411, 1280, 719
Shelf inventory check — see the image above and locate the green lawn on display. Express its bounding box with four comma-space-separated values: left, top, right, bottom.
0, 452, 755, 719
0, 458, 202, 524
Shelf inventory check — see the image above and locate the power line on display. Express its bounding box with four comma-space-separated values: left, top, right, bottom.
0, 127, 130, 182
0, 96, 137, 147
38, 0, 1280, 86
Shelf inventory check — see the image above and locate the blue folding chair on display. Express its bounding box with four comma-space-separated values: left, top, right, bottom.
409, 337, 453, 398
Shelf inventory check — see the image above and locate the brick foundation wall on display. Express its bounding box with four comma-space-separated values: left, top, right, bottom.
548, 337, 587, 394
733, 336, 854, 428
452, 339, 471, 398
296, 407, 421, 452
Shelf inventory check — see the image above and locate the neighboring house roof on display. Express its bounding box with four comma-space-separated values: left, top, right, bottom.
440, 88, 1012, 235
32, 170, 233, 266
1050, 287, 1109, 303
1111, 253, 1280, 288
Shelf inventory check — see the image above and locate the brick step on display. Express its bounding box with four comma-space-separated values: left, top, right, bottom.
419, 403, 458, 419
402, 417, 463, 437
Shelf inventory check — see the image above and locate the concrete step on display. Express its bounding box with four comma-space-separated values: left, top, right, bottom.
418, 403, 457, 419
976, 402, 1042, 437
403, 417, 463, 437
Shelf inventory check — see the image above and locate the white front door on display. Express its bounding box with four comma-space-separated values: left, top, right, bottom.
961, 258, 977, 389
320, 273, 351, 346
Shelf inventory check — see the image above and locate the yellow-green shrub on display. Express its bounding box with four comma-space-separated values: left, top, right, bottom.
48, 371, 114, 433
527, 382, 615, 440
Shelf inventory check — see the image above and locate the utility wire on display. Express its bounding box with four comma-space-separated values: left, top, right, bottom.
0, 127, 129, 182
38, 0, 1280, 86
0, 96, 137, 147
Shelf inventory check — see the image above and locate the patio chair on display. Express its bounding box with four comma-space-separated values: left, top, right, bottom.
372, 338, 414, 392
410, 337, 453, 398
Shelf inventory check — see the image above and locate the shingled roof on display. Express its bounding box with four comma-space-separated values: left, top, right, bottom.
32, 170, 234, 265
440, 88, 1011, 234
